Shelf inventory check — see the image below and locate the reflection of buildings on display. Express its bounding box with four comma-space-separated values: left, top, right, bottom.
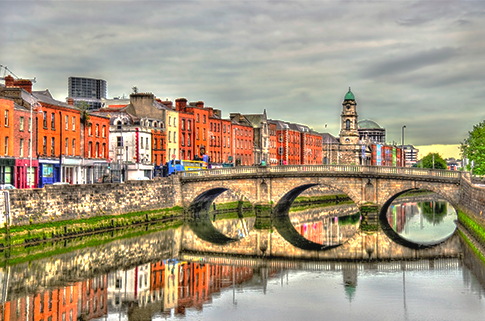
295, 215, 360, 246
0, 277, 106, 321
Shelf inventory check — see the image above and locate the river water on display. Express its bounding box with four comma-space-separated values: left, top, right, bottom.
0, 193, 484, 321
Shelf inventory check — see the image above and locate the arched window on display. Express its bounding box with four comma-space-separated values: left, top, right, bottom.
346, 119, 350, 130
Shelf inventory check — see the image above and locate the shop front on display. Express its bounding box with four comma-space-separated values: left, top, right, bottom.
0, 158, 15, 185
38, 159, 60, 188
14, 159, 39, 188
61, 157, 82, 184
83, 159, 109, 184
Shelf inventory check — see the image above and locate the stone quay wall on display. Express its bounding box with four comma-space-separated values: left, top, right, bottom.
8, 177, 181, 226
459, 174, 485, 227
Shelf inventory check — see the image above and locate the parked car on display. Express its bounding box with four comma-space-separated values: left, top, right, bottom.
53, 182, 70, 185
0, 184, 16, 190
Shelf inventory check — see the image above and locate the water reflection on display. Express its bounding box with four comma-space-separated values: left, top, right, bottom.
1, 257, 483, 321
291, 212, 361, 247
386, 195, 457, 245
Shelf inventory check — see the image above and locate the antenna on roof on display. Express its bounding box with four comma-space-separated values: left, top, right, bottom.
0, 64, 36, 83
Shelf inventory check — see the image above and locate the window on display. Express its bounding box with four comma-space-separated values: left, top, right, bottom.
102, 125, 106, 137
20, 117, 24, 131
196, 114, 199, 123
43, 136, 47, 155
88, 124, 92, 135
117, 121, 122, 130
278, 147, 283, 155
88, 142, 92, 158
51, 137, 55, 156
203, 128, 206, 140
29, 117, 32, 132
203, 115, 206, 124
95, 142, 99, 157
20, 138, 24, 157
117, 136, 123, 147
4, 110, 8, 127
146, 137, 149, 149
181, 134, 184, 146
169, 116, 171, 127
28, 139, 31, 157
154, 138, 158, 149
141, 137, 144, 149
72, 139, 75, 156
181, 119, 185, 130
72, 116, 76, 130
65, 115, 68, 130
196, 128, 199, 140
173, 132, 176, 144
278, 135, 283, 142
168, 131, 171, 143
346, 119, 350, 130
188, 134, 191, 146
188, 120, 191, 130
51, 113, 55, 130
223, 124, 226, 133
174, 117, 177, 127
65, 138, 68, 155
43, 111, 47, 128
95, 124, 99, 137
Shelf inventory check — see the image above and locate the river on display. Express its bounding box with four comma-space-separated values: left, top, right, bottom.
0, 193, 484, 321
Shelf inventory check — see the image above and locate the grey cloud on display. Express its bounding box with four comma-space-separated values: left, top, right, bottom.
362, 47, 460, 78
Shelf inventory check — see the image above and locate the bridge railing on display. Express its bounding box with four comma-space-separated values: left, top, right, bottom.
179, 165, 462, 179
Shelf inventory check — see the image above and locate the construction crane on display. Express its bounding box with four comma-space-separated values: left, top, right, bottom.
0, 64, 36, 83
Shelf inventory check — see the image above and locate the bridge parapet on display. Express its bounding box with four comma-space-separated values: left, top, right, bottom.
180, 165, 462, 181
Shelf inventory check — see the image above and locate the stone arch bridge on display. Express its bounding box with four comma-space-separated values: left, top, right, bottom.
177, 165, 462, 211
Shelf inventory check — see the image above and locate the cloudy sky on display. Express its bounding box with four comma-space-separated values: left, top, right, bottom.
1, 0, 484, 158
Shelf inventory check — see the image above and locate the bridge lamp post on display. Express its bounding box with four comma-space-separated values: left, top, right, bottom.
401, 125, 406, 167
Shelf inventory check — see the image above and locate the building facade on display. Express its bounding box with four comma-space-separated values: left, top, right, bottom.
68, 77, 107, 110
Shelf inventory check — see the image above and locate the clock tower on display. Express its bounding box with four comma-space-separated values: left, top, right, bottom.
339, 88, 359, 145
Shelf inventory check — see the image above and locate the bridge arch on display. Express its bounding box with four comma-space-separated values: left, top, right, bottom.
270, 177, 363, 206
271, 183, 360, 251
378, 187, 459, 249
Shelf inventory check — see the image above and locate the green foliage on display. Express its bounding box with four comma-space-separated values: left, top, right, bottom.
461, 120, 485, 175
75, 101, 91, 125
421, 202, 448, 224
417, 152, 447, 169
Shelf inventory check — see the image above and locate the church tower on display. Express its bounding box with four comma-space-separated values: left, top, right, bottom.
339, 88, 359, 145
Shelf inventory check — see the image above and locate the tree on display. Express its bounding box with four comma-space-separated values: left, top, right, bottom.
417, 152, 447, 169
75, 101, 91, 126
461, 120, 485, 175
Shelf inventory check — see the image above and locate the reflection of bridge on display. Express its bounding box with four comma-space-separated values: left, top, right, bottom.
178, 165, 462, 210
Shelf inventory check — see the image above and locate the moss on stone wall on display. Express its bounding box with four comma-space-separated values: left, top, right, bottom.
0, 206, 183, 249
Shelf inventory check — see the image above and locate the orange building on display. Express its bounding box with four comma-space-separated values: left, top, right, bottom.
175, 98, 195, 161
268, 122, 277, 165
0, 97, 15, 185
301, 131, 323, 165
35, 91, 82, 186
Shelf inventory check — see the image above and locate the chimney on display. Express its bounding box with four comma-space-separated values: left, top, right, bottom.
67, 97, 75, 106
4, 75, 14, 88
175, 98, 187, 111
196, 101, 204, 108
14, 79, 33, 93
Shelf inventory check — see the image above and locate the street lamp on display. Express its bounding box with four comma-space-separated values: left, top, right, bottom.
401, 125, 406, 167
29, 102, 41, 188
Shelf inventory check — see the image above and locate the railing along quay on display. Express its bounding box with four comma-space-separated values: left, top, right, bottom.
180, 165, 462, 180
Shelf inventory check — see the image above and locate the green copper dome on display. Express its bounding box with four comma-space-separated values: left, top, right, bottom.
344, 87, 355, 101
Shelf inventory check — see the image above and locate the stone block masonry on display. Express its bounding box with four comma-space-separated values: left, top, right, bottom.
9, 177, 181, 226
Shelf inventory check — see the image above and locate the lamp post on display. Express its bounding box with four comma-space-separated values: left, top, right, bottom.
401, 125, 406, 167
29, 102, 40, 188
